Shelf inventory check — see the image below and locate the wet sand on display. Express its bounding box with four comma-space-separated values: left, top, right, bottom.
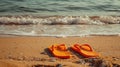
0, 36, 120, 67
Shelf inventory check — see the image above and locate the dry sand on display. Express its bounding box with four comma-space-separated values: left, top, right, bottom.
0, 36, 120, 67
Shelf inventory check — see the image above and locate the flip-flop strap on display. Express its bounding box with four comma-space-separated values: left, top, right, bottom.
74, 44, 93, 51
74, 44, 81, 50
80, 44, 93, 51
51, 45, 54, 51
58, 44, 67, 51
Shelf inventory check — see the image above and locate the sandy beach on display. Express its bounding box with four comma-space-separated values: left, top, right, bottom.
0, 0, 120, 67
0, 36, 120, 67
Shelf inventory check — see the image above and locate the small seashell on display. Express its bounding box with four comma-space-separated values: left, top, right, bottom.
49, 57, 56, 62
56, 64, 63, 67
41, 52, 47, 55
76, 59, 86, 64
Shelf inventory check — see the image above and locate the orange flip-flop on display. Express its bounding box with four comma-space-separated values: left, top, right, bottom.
71, 44, 99, 58
48, 44, 71, 59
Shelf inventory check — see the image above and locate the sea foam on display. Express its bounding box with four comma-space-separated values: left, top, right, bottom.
0, 16, 120, 25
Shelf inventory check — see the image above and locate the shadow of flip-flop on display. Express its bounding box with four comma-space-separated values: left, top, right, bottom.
44, 48, 53, 57
68, 48, 84, 59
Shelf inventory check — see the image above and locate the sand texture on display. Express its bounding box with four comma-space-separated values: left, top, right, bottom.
0, 36, 120, 67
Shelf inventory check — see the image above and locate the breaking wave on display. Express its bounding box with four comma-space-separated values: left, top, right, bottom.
0, 15, 120, 25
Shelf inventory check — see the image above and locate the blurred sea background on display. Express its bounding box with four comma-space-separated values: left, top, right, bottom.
0, 0, 120, 37
0, 0, 120, 16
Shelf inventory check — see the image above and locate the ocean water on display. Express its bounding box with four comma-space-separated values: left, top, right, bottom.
0, 0, 120, 15
0, 0, 120, 37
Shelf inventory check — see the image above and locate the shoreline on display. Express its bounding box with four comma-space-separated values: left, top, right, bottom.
0, 36, 120, 67
0, 33, 119, 37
